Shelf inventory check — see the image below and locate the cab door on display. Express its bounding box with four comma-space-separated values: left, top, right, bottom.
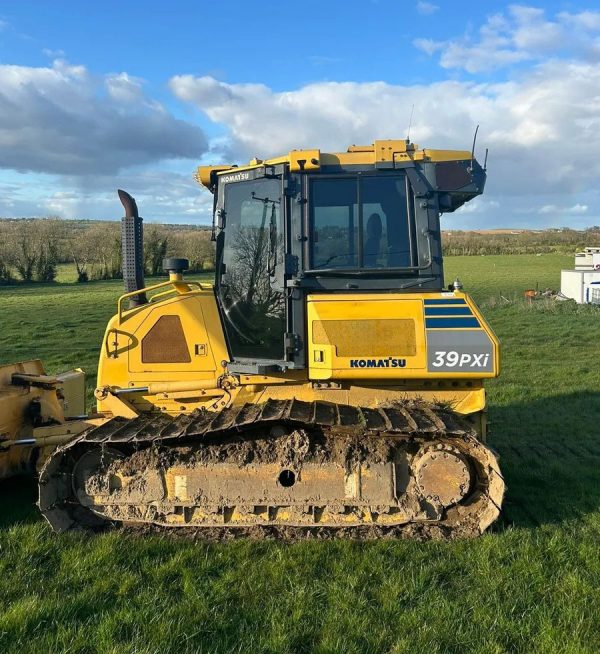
216, 176, 286, 363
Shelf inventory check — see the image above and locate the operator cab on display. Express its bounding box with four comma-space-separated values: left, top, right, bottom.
198, 140, 486, 373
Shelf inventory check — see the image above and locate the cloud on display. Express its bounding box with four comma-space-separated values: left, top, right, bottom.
413, 5, 600, 73
539, 204, 588, 215
559, 10, 600, 31
42, 47, 66, 58
0, 19, 9, 31
413, 38, 444, 56
0, 168, 213, 223
0, 59, 208, 176
169, 60, 600, 201
416, 2, 439, 16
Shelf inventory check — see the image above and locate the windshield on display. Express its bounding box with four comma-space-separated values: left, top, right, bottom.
310, 174, 416, 271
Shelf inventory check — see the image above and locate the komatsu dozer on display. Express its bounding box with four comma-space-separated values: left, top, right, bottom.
2, 139, 504, 538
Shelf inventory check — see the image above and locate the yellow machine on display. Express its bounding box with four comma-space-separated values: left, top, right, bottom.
1, 139, 504, 538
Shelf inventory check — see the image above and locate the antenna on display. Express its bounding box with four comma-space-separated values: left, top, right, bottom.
469, 124, 479, 171
406, 103, 415, 143
483, 147, 489, 171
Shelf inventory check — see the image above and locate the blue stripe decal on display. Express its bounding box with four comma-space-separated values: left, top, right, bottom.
424, 307, 473, 316
424, 298, 467, 305
426, 317, 480, 329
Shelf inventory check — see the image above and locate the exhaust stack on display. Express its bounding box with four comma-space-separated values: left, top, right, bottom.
118, 189, 147, 307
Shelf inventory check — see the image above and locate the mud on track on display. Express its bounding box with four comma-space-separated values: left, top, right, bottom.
40, 399, 505, 539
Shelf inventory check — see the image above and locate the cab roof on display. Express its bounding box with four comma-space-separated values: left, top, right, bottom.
196, 139, 472, 191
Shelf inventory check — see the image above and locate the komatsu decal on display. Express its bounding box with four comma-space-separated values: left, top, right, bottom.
221, 172, 250, 183
350, 357, 407, 368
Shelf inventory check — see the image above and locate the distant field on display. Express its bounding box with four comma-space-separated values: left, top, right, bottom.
1, 254, 599, 654
444, 253, 571, 301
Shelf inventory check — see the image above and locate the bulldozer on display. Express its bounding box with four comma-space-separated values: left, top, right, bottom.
0, 138, 504, 538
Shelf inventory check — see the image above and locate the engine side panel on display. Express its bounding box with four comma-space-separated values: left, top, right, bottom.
307, 291, 499, 380
96, 288, 229, 414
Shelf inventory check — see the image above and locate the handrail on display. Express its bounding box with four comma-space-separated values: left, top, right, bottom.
148, 281, 205, 304
117, 279, 209, 324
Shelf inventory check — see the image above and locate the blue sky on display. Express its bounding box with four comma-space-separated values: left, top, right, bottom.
1, 0, 600, 228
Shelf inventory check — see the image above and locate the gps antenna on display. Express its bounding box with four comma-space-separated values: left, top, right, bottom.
406, 103, 415, 143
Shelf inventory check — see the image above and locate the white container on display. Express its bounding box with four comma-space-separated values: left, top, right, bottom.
561, 269, 600, 303
574, 247, 600, 270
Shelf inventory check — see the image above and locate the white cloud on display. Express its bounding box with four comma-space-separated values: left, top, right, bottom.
0, 168, 214, 223
413, 38, 443, 56
42, 47, 66, 58
170, 49, 600, 228
0, 19, 9, 31
169, 60, 600, 200
414, 5, 600, 73
455, 197, 500, 214
3, 6, 600, 228
0, 59, 207, 176
104, 72, 147, 105
540, 204, 588, 215
416, 1, 438, 16
559, 10, 600, 31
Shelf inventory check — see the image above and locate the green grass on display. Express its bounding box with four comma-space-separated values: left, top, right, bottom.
1, 254, 600, 654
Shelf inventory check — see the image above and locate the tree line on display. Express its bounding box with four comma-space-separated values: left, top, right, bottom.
442, 227, 600, 256
0, 218, 215, 284
1, 219, 599, 285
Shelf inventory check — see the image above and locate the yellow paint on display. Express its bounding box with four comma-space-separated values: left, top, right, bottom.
289, 149, 321, 172
96, 277, 230, 415
196, 139, 472, 191
92, 142, 496, 431
307, 291, 499, 380
312, 318, 417, 357
92, 274, 495, 433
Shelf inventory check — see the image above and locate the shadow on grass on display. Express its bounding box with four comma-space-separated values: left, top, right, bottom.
0, 474, 40, 528
1, 391, 599, 535
490, 391, 600, 529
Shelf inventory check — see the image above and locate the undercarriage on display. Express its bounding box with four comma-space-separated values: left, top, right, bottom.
39, 399, 504, 539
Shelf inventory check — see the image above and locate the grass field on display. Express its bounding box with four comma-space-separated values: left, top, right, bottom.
1, 254, 600, 653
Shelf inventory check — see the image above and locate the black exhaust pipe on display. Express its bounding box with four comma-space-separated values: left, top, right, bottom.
118, 189, 147, 307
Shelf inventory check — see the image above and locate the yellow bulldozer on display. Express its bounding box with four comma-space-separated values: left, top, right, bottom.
0, 138, 504, 538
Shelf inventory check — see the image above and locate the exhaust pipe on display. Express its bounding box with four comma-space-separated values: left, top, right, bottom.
118, 189, 147, 307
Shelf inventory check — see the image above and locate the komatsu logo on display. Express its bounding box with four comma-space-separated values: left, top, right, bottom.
350, 357, 407, 368
221, 172, 250, 183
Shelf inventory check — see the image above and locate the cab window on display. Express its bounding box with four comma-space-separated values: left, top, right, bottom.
310, 174, 414, 270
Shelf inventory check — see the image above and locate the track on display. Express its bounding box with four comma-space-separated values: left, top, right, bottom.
38, 399, 505, 539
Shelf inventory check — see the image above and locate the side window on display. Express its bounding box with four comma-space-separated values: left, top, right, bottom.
220, 178, 285, 360
311, 178, 358, 269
